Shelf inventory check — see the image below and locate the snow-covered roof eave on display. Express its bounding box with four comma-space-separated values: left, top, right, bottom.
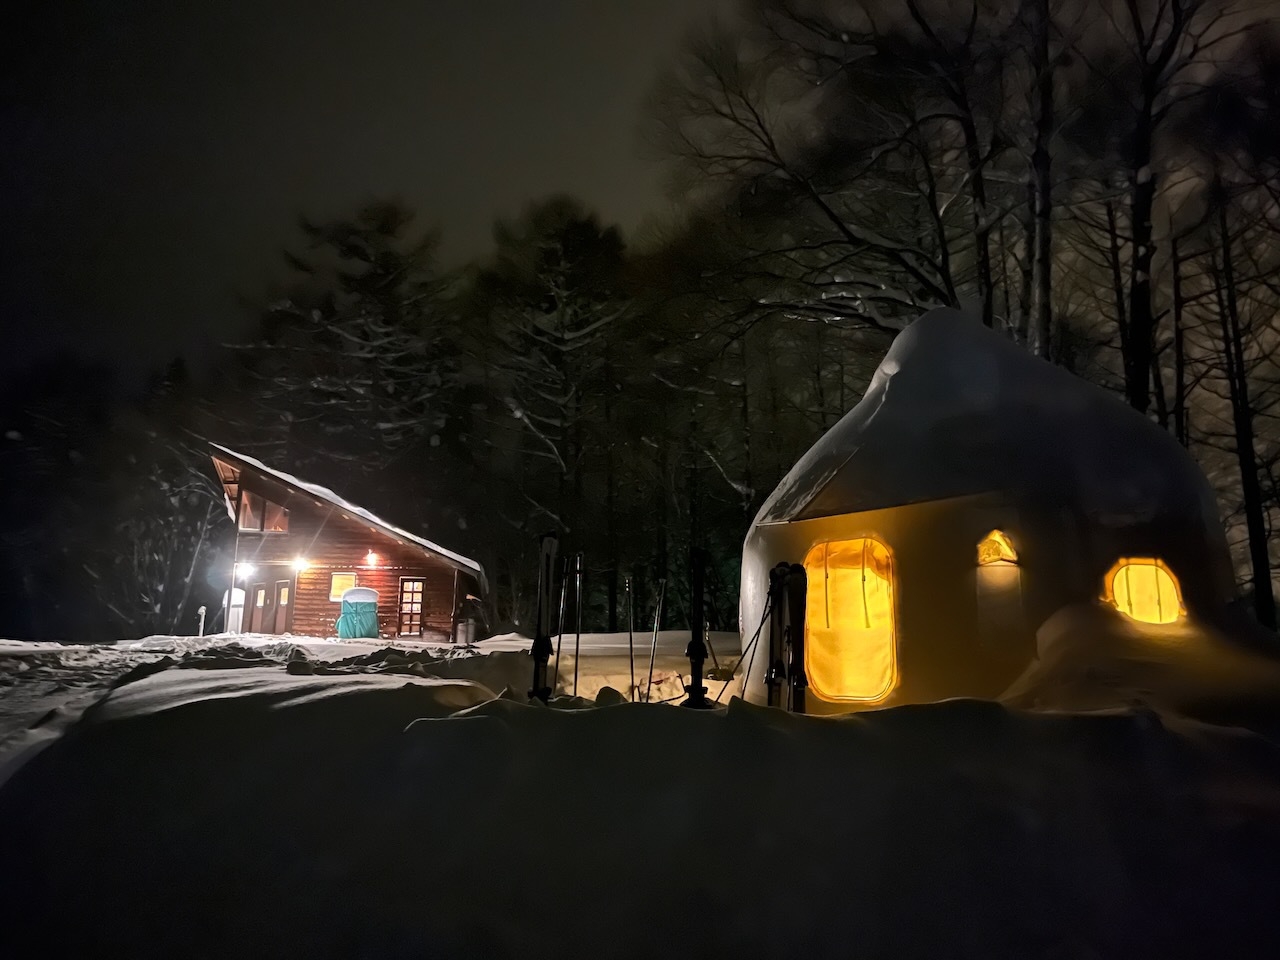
208, 443, 487, 592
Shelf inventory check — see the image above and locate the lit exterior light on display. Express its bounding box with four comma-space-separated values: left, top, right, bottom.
235, 562, 256, 581
292, 557, 310, 572
365, 551, 378, 567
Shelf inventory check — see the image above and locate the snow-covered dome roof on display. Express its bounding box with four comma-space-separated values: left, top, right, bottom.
757, 308, 1224, 537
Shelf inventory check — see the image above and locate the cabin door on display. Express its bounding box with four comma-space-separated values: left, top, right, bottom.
398, 578, 425, 637
248, 582, 269, 633
272, 580, 291, 634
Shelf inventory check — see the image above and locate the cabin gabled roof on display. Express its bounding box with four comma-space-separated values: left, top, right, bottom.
209, 443, 486, 591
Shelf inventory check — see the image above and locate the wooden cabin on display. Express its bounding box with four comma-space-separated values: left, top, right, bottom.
210, 443, 485, 640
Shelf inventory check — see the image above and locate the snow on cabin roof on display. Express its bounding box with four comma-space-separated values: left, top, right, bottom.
209, 443, 486, 589
756, 307, 1225, 536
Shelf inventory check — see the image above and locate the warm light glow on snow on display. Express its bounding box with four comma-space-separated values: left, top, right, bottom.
1104, 558, 1183, 625
235, 563, 256, 581
977, 530, 1018, 565
365, 551, 379, 567
292, 557, 310, 572
803, 538, 897, 702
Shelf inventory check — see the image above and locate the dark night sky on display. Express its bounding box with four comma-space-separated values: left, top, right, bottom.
2, 0, 720, 378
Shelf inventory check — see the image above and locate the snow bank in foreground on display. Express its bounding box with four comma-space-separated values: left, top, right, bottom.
5, 665, 1280, 959
0, 627, 729, 781
0, 635, 532, 784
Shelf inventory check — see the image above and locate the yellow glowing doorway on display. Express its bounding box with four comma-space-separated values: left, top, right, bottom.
803, 538, 897, 702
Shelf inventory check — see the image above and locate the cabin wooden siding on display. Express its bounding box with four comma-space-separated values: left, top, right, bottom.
228, 467, 476, 639
291, 564, 459, 639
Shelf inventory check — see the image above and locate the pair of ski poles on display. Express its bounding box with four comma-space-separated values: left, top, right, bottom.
549, 559, 666, 702
550, 553, 585, 697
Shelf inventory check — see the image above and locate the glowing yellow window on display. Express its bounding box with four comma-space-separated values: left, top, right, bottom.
1105, 559, 1183, 624
977, 530, 1017, 565
803, 538, 897, 702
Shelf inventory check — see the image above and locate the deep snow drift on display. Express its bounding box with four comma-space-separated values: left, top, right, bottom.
0, 629, 735, 782
0, 633, 530, 783
4, 616, 1280, 959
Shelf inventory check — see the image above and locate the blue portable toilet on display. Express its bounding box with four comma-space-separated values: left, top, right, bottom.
336, 586, 380, 640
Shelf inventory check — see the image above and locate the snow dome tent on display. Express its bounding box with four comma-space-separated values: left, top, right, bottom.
739, 308, 1237, 715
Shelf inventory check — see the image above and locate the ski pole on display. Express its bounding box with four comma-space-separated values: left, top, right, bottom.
626, 576, 635, 702
704, 621, 720, 671
645, 578, 666, 703
550, 555, 570, 693
682, 546, 711, 709
572, 552, 584, 698
529, 533, 559, 703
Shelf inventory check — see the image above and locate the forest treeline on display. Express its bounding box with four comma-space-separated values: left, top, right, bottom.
4, 0, 1280, 642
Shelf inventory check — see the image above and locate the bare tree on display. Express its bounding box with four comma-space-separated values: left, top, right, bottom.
1068, 0, 1249, 413
84, 439, 227, 637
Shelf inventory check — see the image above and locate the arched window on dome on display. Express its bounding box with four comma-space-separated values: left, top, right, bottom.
1104, 558, 1183, 624
802, 538, 897, 703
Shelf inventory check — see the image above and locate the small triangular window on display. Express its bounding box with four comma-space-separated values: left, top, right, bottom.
977, 530, 1017, 565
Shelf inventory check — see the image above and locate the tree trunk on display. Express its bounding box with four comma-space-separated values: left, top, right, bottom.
767, 345, 782, 481
687, 410, 700, 552
1125, 107, 1156, 414
169, 506, 212, 634
1150, 353, 1169, 431
1171, 235, 1189, 446
814, 323, 829, 428
1105, 200, 1131, 370
739, 337, 754, 515
605, 400, 618, 634
957, 107, 995, 327
1029, 0, 1054, 357
1018, 177, 1036, 341
1214, 209, 1275, 628
655, 443, 669, 628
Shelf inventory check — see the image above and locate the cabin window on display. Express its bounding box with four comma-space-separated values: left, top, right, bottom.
263, 501, 289, 533
239, 491, 263, 531
802, 538, 897, 703
329, 573, 357, 601
238, 491, 288, 533
1105, 558, 1183, 624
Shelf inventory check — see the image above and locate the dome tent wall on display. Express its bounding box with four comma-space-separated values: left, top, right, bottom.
740, 309, 1236, 713
742, 495, 1091, 712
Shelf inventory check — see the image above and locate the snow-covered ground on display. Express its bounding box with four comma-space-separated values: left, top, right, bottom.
0, 633, 500, 782
3, 615, 1280, 958
0, 629, 735, 782
478, 628, 742, 702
